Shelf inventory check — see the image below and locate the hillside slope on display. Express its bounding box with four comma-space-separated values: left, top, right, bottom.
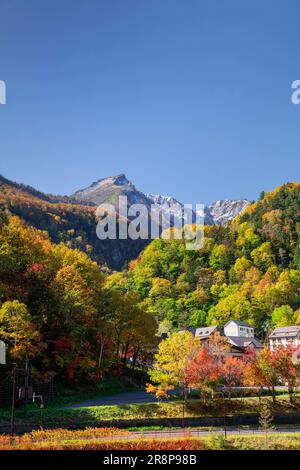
108, 183, 300, 337
0, 174, 251, 269
0, 175, 147, 270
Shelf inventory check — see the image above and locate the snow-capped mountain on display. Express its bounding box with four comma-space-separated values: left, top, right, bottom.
72, 174, 250, 226
146, 194, 189, 225
208, 199, 251, 225
72, 174, 150, 207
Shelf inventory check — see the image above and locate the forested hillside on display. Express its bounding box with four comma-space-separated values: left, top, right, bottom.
0, 175, 148, 270
0, 213, 156, 382
108, 183, 300, 339
1, 180, 300, 383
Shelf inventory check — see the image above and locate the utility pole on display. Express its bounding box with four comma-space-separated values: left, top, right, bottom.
10, 363, 17, 436
24, 354, 29, 418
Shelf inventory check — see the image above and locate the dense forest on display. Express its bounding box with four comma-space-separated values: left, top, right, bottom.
1, 181, 300, 383
109, 183, 300, 339
0, 175, 148, 270
0, 213, 156, 382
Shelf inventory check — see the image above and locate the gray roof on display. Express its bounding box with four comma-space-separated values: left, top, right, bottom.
180, 326, 220, 339
227, 336, 263, 349
269, 326, 300, 339
224, 320, 254, 328
194, 326, 219, 338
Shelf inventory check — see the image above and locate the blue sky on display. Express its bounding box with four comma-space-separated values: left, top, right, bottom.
0, 0, 300, 204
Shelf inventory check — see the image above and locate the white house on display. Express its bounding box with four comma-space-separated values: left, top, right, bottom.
269, 326, 300, 351
0, 341, 5, 365
179, 320, 263, 357
222, 320, 263, 357
224, 320, 254, 338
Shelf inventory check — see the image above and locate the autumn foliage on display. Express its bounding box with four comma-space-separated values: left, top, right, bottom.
0, 216, 157, 382
149, 332, 300, 403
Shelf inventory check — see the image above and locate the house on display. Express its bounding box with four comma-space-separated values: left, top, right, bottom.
179, 320, 263, 357
184, 325, 223, 342
224, 320, 255, 338
225, 336, 264, 357
268, 325, 300, 351
224, 320, 263, 357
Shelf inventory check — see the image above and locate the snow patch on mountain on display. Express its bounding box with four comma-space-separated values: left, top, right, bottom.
73, 175, 250, 226
208, 199, 250, 225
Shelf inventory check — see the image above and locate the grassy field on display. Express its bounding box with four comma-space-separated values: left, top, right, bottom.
1, 427, 300, 450
1, 394, 300, 432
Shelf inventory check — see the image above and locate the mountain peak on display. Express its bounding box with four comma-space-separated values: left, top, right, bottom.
208, 199, 250, 225
107, 174, 132, 186
72, 174, 250, 225
72, 174, 141, 205
88, 174, 132, 188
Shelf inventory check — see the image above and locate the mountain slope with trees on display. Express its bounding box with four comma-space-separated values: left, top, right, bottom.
108, 183, 300, 339
0, 175, 148, 270
0, 213, 157, 382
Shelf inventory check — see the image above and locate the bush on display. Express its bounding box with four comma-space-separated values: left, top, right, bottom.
205, 431, 228, 450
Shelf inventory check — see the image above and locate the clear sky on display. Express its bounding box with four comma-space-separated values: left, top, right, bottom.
0, 0, 300, 204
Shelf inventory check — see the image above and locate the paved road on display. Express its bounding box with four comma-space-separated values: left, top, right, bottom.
66, 386, 298, 409
66, 390, 178, 408
127, 427, 300, 439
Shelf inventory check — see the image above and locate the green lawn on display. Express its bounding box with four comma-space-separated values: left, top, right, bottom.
50, 375, 140, 407
1, 394, 300, 432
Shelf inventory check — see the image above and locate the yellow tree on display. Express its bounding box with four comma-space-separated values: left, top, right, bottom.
147, 331, 199, 417
0, 300, 41, 361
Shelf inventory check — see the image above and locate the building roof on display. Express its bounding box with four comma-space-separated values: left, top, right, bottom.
269, 326, 300, 339
227, 336, 263, 349
193, 326, 219, 338
180, 326, 220, 339
224, 320, 254, 328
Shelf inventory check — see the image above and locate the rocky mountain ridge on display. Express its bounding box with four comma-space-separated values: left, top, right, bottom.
73, 174, 250, 226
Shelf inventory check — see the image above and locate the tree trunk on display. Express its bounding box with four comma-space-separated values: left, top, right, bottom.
288, 385, 294, 403
96, 339, 105, 380
271, 384, 276, 404
122, 342, 130, 365
131, 348, 139, 373
182, 385, 187, 427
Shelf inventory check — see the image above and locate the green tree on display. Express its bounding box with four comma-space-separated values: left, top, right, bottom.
272, 305, 295, 327
251, 242, 274, 271
209, 244, 231, 270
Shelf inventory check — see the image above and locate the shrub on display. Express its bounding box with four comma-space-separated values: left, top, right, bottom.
205, 431, 228, 450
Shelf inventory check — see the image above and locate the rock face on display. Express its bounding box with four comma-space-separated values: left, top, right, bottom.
207, 199, 251, 226
72, 174, 151, 207
73, 175, 250, 226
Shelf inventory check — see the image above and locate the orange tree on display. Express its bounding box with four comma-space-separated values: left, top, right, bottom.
186, 346, 222, 398
244, 347, 280, 403
273, 345, 300, 403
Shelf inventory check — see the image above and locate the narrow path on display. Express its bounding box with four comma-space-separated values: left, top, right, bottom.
65, 390, 178, 408
127, 426, 300, 439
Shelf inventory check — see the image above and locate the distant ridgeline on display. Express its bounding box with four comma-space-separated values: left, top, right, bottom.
0, 175, 148, 270
0, 174, 250, 270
